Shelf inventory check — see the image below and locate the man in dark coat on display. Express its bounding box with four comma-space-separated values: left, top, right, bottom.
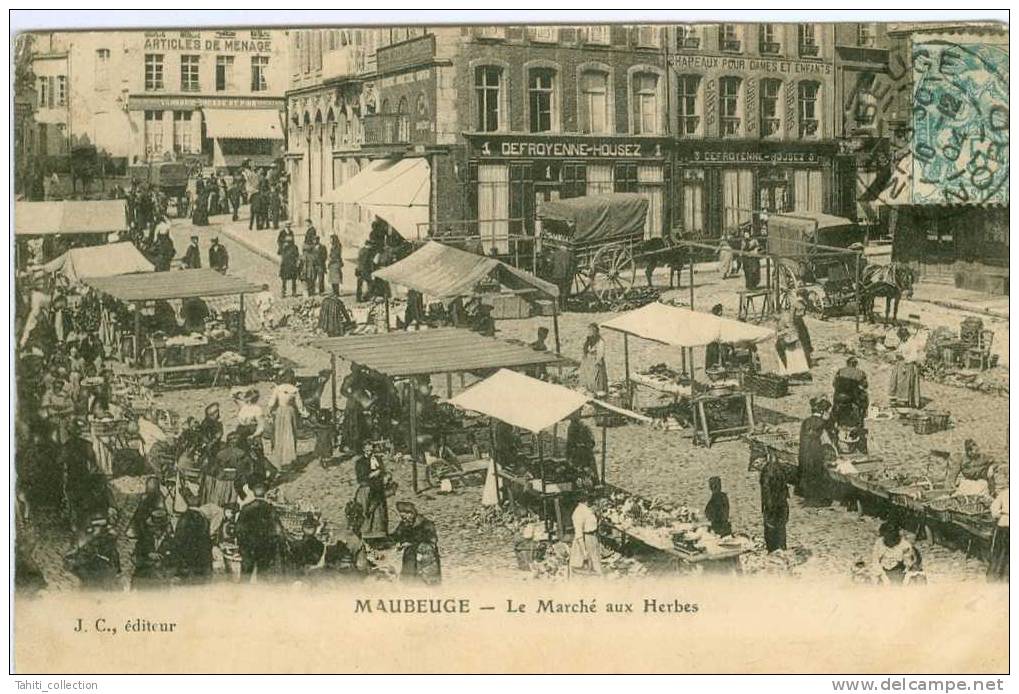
182, 236, 202, 269
290, 514, 325, 574
268, 184, 282, 230
228, 178, 243, 221
314, 237, 328, 295
63, 511, 121, 591
131, 507, 175, 590
390, 501, 441, 584
236, 480, 285, 580
208, 237, 229, 273
248, 189, 262, 231
301, 239, 320, 297
355, 241, 376, 302
566, 412, 598, 486
152, 228, 176, 272
172, 490, 213, 583
832, 356, 869, 429
704, 476, 732, 536
279, 238, 300, 297
759, 456, 789, 552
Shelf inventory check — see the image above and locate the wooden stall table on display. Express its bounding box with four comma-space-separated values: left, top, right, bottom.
738, 289, 775, 321
599, 521, 746, 574
691, 390, 756, 447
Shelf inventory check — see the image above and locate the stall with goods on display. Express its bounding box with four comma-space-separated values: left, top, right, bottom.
601, 302, 777, 446
312, 329, 567, 493
84, 269, 268, 388
15, 200, 130, 269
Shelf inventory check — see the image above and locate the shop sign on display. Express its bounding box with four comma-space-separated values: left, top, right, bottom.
143, 30, 273, 53
127, 95, 283, 111
669, 54, 832, 76
682, 149, 823, 164
473, 134, 664, 159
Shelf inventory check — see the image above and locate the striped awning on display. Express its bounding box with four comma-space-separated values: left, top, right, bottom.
84, 268, 267, 301
311, 328, 563, 377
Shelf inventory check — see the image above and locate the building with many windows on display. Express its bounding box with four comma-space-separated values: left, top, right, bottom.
30, 29, 288, 169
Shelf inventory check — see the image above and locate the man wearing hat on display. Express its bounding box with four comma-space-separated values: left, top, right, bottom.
63, 510, 121, 591
152, 223, 176, 272
131, 507, 175, 590
832, 356, 869, 430
391, 501, 441, 584
236, 480, 285, 581
208, 237, 229, 274
291, 513, 325, 574
182, 235, 202, 269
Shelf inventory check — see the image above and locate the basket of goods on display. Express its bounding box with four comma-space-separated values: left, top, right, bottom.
960, 317, 984, 346
742, 372, 789, 398
912, 411, 952, 435
926, 494, 990, 523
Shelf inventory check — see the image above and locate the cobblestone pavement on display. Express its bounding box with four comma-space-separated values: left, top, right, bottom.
23, 236, 1006, 591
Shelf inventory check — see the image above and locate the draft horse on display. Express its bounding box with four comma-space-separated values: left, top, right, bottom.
861, 263, 916, 324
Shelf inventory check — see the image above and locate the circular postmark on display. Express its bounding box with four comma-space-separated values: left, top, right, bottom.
853, 36, 1009, 222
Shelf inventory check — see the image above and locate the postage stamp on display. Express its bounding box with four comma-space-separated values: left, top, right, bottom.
910, 41, 1009, 205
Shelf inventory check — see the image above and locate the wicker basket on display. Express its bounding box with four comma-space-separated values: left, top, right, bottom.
912, 412, 951, 435
743, 372, 789, 398
274, 504, 321, 539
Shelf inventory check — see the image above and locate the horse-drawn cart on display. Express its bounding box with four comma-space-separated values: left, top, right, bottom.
766, 211, 866, 317
537, 193, 690, 301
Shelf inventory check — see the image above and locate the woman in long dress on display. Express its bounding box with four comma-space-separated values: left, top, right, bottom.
888, 327, 923, 408
579, 323, 608, 397
796, 397, 834, 506
266, 369, 308, 469
327, 235, 344, 296
340, 364, 370, 454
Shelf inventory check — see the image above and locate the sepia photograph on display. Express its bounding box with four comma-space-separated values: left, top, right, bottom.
8, 9, 1010, 677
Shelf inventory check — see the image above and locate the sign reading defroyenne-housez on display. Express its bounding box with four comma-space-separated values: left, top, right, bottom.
470, 134, 667, 159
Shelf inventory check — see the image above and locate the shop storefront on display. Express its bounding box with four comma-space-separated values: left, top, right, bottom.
464, 134, 671, 251
672, 141, 837, 239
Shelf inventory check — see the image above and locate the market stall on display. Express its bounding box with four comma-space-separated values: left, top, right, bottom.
744, 431, 995, 558
373, 240, 563, 350
84, 269, 268, 385
601, 302, 776, 446
15, 199, 130, 269
41, 241, 154, 283
311, 328, 567, 493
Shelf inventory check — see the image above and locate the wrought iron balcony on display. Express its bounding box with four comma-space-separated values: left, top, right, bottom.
363, 113, 410, 145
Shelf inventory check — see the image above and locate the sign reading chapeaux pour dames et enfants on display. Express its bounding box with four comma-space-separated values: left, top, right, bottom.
470, 134, 667, 160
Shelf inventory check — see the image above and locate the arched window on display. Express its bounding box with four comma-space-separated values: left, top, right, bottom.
397, 96, 409, 142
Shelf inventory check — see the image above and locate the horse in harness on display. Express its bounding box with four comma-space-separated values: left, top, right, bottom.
861, 263, 917, 323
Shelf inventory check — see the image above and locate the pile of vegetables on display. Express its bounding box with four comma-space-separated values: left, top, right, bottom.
598, 491, 700, 549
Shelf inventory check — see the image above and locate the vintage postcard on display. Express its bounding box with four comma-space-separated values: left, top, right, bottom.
10, 13, 1010, 675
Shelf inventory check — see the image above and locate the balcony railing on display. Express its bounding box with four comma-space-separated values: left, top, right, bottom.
799, 119, 819, 137
720, 117, 741, 137
678, 36, 701, 49
363, 113, 410, 145
759, 41, 781, 54
678, 115, 700, 135
799, 43, 820, 57
721, 39, 742, 52
761, 118, 781, 137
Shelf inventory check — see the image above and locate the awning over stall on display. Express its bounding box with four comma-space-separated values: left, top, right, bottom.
601, 302, 775, 347
311, 328, 562, 378
447, 369, 589, 433
202, 109, 285, 140
324, 157, 430, 238
15, 200, 128, 236
373, 240, 560, 298
41, 242, 154, 282
84, 268, 267, 301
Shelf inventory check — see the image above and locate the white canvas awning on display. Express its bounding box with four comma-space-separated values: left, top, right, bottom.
446, 369, 590, 433
15, 200, 128, 236
203, 109, 284, 140
601, 302, 775, 348
325, 157, 430, 238
41, 242, 154, 283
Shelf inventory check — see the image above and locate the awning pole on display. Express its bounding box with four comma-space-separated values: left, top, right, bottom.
688, 255, 694, 309
445, 372, 453, 398
408, 382, 419, 493
539, 443, 550, 538
552, 299, 562, 379
330, 353, 337, 416
238, 293, 246, 353
855, 252, 862, 333
133, 302, 141, 366
623, 333, 631, 407
600, 420, 607, 485
384, 296, 391, 333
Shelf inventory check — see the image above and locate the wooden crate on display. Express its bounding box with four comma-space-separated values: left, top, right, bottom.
483, 293, 532, 319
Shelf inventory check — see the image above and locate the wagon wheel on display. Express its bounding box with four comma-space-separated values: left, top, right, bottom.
591, 243, 637, 303
570, 259, 594, 297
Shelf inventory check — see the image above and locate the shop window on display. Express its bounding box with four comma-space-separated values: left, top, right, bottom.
216, 55, 235, 92
681, 170, 705, 236
798, 24, 819, 57
528, 67, 557, 133
475, 65, 503, 132
173, 111, 193, 154
613, 162, 638, 193
719, 24, 741, 53
477, 164, 510, 252
251, 56, 269, 92
638, 164, 665, 239
759, 24, 781, 54
631, 71, 661, 135
719, 77, 742, 137
798, 81, 820, 138
579, 69, 610, 134
180, 55, 200, 92
722, 169, 753, 233
144, 110, 164, 156
95, 49, 110, 90
676, 74, 701, 136
793, 170, 824, 212
144, 54, 164, 91
587, 163, 614, 196
760, 79, 783, 137
857, 23, 876, 48
561, 162, 587, 199
676, 25, 701, 50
